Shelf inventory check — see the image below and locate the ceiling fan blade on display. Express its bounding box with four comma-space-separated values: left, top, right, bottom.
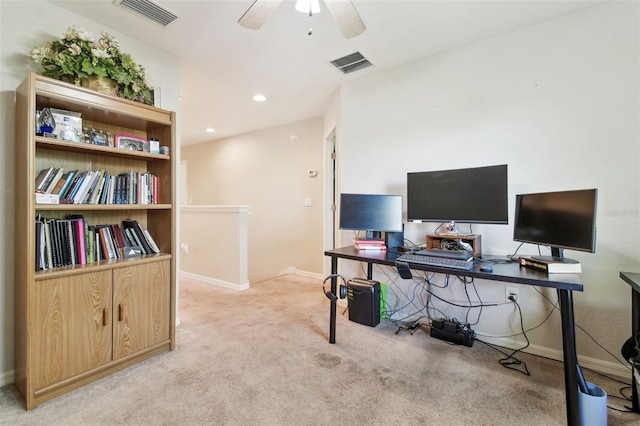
238, 0, 284, 30
323, 0, 366, 39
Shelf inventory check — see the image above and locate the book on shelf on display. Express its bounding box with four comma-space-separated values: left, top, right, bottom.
51, 168, 158, 205
35, 167, 54, 192
43, 168, 64, 194
34, 216, 163, 271
35, 167, 61, 193
50, 170, 73, 196
519, 257, 582, 274
35, 219, 45, 271
122, 219, 154, 254
353, 238, 386, 250
354, 238, 385, 244
143, 229, 161, 253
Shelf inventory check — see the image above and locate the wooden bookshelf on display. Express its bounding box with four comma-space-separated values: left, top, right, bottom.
14, 72, 176, 409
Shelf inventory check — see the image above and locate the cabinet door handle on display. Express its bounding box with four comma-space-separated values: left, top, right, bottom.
118, 304, 123, 322
102, 308, 108, 326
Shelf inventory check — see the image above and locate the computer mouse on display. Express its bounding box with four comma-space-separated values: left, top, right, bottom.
480, 264, 493, 273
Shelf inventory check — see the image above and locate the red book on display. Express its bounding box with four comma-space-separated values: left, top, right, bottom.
353, 239, 385, 248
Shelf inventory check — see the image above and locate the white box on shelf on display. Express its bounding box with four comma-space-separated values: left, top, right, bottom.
35, 193, 59, 204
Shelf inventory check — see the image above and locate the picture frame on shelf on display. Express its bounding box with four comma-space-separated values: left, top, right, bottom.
84, 128, 111, 146
115, 134, 148, 151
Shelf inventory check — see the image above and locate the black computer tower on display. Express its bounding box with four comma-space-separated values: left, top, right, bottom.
347, 279, 381, 327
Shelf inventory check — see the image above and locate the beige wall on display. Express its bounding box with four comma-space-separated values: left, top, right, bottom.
181, 117, 324, 282
180, 206, 250, 290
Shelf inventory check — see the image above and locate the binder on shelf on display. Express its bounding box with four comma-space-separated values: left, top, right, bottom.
122, 219, 154, 254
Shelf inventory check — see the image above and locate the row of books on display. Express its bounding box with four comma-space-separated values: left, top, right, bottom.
35, 167, 159, 205
354, 238, 387, 251
35, 216, 160, 271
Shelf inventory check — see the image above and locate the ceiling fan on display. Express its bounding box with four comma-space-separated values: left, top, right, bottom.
238, 0, 366, 39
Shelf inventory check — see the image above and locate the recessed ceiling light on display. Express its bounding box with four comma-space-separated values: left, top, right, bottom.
253, 94, 267, 102
206, 128, 215, 133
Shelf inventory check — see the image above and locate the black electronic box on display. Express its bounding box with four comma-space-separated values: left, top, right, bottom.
347, 278, 380, 327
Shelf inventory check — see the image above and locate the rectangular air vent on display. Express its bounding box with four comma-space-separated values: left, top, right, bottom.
115, 0, 178, 26
330, 52, 372, 74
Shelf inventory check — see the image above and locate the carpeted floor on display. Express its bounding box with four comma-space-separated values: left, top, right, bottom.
0, 274, 637, 425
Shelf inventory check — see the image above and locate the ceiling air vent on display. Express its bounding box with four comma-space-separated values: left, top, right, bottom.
329, 52, 372, 75
114, 0, 178, 26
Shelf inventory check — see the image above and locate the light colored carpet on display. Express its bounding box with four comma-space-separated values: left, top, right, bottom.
0, 274, 636, 425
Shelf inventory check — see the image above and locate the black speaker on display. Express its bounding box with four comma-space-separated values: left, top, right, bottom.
385, 224, 404, 250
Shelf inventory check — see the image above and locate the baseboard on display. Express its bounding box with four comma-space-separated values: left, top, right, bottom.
477, 335, 630, 380
179, 271, 250, 291
0, 369, 15, 387
292, 269, 324, 280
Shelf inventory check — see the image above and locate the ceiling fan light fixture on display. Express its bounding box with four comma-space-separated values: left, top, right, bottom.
295, 0, 320, 15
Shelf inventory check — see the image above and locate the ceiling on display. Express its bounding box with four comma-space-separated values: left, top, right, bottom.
50, 0, 604, 146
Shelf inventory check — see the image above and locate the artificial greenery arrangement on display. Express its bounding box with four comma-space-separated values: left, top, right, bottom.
30, 26, 153, 105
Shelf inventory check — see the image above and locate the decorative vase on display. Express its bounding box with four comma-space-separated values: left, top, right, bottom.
79, 75, 119, 97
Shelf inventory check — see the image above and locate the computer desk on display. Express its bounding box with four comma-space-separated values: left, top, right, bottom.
324, 246, 584, 426
620, 271, 640, 413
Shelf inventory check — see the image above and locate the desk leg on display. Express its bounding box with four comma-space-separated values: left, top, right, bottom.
558, 289, 580, 426
329, 256, 338, 344
632, 288, 640, 412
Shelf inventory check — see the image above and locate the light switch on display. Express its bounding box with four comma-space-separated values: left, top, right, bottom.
304, 198, 312, 207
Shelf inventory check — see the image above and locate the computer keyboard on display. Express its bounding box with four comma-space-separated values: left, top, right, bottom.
396, 253, 474, 271
413, 248, 472, 261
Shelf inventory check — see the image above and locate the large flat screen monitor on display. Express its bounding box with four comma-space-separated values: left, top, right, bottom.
339, 193, 403, 239
407, 164, 509, 225
513, 188, 597, 263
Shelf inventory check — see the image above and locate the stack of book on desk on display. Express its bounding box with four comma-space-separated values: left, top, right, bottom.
354, 238, 386, 251
519, 257, 582, 274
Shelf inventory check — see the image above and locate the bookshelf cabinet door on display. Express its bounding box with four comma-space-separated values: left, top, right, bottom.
34, 271, 113, 390
113, 260, 170, 360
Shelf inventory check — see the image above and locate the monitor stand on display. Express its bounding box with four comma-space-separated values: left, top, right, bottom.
531, 247, 579, 264
365, 231, 383, 240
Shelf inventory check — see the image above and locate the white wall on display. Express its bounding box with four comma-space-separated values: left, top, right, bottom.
0, 0, 181, 385
336, 1, 639, 369
181, 117, 325, 283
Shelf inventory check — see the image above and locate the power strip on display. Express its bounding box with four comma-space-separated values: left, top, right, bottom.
430, 318, 475, 347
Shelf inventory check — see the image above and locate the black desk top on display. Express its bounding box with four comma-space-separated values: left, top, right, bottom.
325, 246, 584, 292
621, 272, 640, 293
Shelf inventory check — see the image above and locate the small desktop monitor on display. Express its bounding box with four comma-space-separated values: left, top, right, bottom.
407, 164, 509, 225
339, 193, 403, 239
513, 188, 597, 263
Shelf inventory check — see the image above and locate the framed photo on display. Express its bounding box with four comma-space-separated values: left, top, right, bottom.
88, 128, 110, 146
115, 134, 148, 151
